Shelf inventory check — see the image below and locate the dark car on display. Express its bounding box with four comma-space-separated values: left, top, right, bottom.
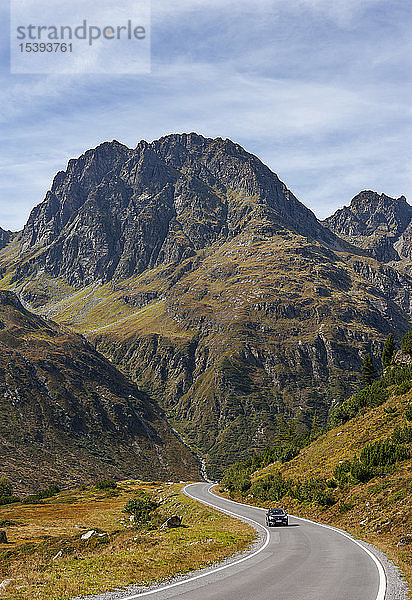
266, 508, 288, 527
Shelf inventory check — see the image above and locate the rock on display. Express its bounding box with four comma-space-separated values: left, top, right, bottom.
0, 228, 12, 251
393, 350, 412, 366
0, 531, 7, 543
160, 515, 182, 529
80, 529, 108, 541
397, 535, 412, 547
0, 579, 14, 591
81, 530, 96, 540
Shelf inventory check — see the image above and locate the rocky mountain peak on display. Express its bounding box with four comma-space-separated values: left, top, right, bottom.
323, 190, 412, 265
13, 133, 347, 287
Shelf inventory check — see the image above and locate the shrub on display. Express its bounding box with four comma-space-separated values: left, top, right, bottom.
333, 437, 410, 484
123, 493, 159, 524
382, 333, 395, 367
401, 332, 412, 357
391, 424, 412, 444
94, 479, 117, 491
338, 501, 354, 513
406, 405, 412, 422
0, 478, 19, 505
221, 464, 251, 494
252, 471, 291, 502
0, 495, 20, 506
329, 364, 412, 427
22, 484, 60, 504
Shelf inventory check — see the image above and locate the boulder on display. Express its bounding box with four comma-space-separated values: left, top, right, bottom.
397, 535, 412, 547
160, 515, 182, 529
0, 579, 14, 591
81, 530, 96, 540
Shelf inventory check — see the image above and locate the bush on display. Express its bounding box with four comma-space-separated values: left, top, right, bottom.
401, 332, 412, 357
252, 471, 290, 502
251, 472, 335, 507
123, 493, 159, 524
220, 463, 251, 494
0, 478, 13, 497
0, 478, 19, 505
0, 495, 20, 506
329, 364, 412, 427
406, 405, 412, 422
94, 479, 117, 491
333, 437, 410, 484
22, 484, 60, 504
391, 424, 412, 444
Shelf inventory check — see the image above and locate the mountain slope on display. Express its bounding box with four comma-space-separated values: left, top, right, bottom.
0, 133, 411, 477
220, 359, 412, 589
0, 291, 200, 491
323, 190, 412, 269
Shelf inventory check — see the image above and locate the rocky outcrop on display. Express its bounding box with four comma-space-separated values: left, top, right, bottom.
0, 291, 200, 491
0, 228, 13, 250
323, 191, 412, 266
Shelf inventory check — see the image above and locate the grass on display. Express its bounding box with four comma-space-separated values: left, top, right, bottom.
0, 481, 255, 600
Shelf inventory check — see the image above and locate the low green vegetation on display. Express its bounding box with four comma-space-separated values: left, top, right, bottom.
219, 334, 412, 588
21, 484, 60, 505
329, 365, 412, 427
401, 332, 412, 357
123, 492, 159, 524
334, 427, 411, 484
94, 479, 117, 491
251, 472, 335, 506
220, 414, 323, 496
221, 360, 412, 507
0, 479, 20, 507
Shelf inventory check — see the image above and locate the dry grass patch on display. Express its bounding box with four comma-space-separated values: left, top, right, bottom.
0, 482, 255, 600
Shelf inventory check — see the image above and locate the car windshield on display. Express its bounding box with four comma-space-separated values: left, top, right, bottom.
269, 509, 284, 515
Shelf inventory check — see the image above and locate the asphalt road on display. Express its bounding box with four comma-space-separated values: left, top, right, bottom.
121, 482, 385, 600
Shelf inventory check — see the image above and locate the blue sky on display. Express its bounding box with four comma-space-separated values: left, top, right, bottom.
1, 0, 411, 230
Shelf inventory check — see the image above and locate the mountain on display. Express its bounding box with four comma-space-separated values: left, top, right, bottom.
323, 191, 412, 269
0, 228, 13, 250
0, 133, 411, 477
0, 291, 200, 492
14, 133, 348, 287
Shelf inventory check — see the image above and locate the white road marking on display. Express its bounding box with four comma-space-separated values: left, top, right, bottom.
204, 486, 387, 600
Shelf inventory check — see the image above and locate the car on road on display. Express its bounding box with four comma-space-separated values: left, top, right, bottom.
266, 508, 288, 527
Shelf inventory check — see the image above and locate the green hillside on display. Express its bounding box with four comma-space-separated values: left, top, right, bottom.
220, 356, 412, 588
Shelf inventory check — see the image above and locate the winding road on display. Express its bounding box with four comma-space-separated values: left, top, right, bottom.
119, 482, 386, 600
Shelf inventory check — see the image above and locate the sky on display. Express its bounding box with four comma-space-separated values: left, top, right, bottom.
1, 0, 411, 230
